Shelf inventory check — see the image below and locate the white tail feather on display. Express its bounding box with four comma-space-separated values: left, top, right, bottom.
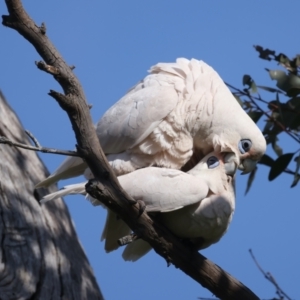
122, 239, 152, 262
101, 210, 131, 252
40, 182, 86, 204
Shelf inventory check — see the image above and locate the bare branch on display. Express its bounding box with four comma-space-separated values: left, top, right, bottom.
0, 135, 79, 156
249, 249, 292, 300
25, 130, 41, 147
2, 1, 260, 298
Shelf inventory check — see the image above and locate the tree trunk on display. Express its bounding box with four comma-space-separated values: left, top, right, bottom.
0, 90, 104, 300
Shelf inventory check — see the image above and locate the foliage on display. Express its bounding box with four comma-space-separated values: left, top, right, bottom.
228, 46, 300, 192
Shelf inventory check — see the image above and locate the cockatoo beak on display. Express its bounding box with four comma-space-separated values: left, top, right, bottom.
239, 158, 257, 174
224, 153, 238, 176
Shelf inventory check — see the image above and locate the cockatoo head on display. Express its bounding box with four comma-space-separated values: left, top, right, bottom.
236, 136, 266, 174
196, 60, 268, 174
188, 151, 238, 193
212, 128, 266, 174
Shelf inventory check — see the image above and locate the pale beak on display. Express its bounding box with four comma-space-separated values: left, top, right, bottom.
224, 153, 238, 176
239, 158, 257, 174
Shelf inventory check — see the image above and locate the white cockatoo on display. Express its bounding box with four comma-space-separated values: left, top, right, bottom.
41, 151, 238, 262
36, 58, 265, 188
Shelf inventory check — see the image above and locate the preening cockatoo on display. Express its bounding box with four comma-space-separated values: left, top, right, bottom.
36, 58, 265, 188
41, 151, 237, 262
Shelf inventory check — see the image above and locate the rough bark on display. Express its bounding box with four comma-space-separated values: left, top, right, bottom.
2, 1, 259, 299
0, 90, 104, 300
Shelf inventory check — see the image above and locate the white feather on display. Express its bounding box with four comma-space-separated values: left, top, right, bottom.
41, 151, 237, 261
36, 58, 265, 188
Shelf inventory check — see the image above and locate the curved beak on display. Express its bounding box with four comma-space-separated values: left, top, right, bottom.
224, 153, 238, 177
239, 158, 257, 174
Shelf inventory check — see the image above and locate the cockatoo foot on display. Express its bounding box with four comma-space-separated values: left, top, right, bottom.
127, 198, 137, 205
136, 199, 146, 217
118, 233, 140, 247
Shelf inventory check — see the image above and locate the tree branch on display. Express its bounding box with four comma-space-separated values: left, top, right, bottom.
2, 1, 259, 299
0, 135, 79, 157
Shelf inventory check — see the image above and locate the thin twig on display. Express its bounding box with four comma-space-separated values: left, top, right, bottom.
245, 93, 300, 144
25, 130, 41, 147
249, 249, 292, 300
226, 82, 272, 105
229, 83, 300, 179
226, 83, 300, 144
0, 136, 79, 157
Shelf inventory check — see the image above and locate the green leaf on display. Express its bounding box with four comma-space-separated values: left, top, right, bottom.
243, 74, 252, 86
263, 120, 274, 135
272, 143, 283, 157
290, 116, 300, 131
271, 111, 280, 121
286, 87, 300, 97
278, 53, 291, 67
291, 156, 300, 188
291, 175, 300, 188
271, 138, 283, 157
245, 167, 257, 195
248, 111, 263, 123
267, 69, 300, 95
242, 75, 257, 93
295, 55, 300, 67
258, 154, 274, 167
253, 45, 275, 61
287, 96, 300, 109
286, 97, 300, 131
268, 153, 294, 181
250, 81, 257, 94
275, 92, 284, 124
294, 155, 300, 171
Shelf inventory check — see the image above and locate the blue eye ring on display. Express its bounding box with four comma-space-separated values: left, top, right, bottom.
207, 156, 219, 169
238, 139, 252, 154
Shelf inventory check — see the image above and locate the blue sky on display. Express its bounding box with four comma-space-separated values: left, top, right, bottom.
1, 1, 299, 299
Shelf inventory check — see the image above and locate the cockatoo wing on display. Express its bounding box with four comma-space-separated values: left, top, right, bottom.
96, 85, 179, 154
40, 151, 236, 262
41, 166, 209, 212
120, 152, 237, 261
118, 167, 209, 212
36, 57, 265, 189
36, 84, 179, 188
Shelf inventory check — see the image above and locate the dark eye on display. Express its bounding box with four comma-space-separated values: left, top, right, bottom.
238, 139, 252, 154
207, 156, 219, 169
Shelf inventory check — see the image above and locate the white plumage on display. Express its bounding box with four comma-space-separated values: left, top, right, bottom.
41, 151, 237, 262
36, 58, 266, 188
